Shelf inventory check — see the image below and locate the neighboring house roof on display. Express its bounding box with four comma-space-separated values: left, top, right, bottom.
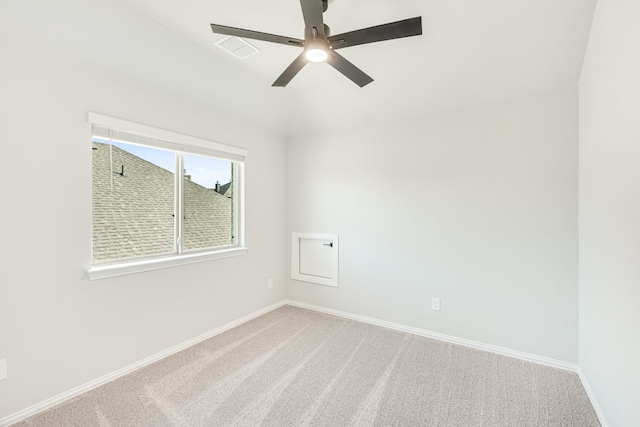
218, 182, 232, 197
92, 141, 232, 263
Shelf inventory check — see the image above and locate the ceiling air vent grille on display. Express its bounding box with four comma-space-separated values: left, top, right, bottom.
215, 36, 260, 60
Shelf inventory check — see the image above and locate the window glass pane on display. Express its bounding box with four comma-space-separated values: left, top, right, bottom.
92, 140, 176, 263
183, 153, 234, 251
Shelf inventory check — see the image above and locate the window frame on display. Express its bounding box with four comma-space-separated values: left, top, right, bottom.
86, 112, 248, 280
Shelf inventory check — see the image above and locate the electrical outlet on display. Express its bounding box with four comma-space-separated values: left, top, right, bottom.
267, 279, 273, 289
431, 298, 441, 311
0, 359, 7, 381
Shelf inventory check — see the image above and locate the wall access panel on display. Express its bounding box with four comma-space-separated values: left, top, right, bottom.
291, 233, 339, 287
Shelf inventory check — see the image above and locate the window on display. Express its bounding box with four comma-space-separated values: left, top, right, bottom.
87, 113, 247, 279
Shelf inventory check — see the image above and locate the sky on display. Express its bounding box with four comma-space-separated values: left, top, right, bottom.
93, 138, 232, 189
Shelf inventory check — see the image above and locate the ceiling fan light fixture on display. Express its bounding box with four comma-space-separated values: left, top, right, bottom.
304, 40, 329, 63
305, 48, 328, 62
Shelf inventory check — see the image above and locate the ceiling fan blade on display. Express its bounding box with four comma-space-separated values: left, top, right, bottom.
328, 17, 422, 50
299, 0, 325, 39
210, 24, 304, 47
272, 53, 309, 87
326, 51, 373, 87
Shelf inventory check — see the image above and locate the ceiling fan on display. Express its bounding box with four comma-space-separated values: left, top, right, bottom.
210, 0, 422, 87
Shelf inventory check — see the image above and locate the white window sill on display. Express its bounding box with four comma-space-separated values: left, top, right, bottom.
86, 247, 249, 280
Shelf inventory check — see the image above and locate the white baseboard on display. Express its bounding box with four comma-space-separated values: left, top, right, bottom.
0, 300, 287, 427
285, 300, 578, 372
577, 368, 609, 427
1, 299, 586, 427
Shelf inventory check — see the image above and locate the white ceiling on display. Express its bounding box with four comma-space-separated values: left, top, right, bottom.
0, 0, 597, 136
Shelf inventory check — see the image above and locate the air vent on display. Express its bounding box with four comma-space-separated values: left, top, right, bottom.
215, 36, 260, 60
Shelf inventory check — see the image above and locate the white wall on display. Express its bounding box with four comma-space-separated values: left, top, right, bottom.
579, 0, 640, 425
288, 88, 579, 363
0, 41, 287, 419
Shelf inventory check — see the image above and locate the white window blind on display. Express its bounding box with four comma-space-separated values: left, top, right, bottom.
88, 112, 247, 162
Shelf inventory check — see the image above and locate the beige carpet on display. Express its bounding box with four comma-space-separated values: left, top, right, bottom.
14, 305, 600, 426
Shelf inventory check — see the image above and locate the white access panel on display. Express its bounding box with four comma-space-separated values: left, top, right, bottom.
291, 233, 339, 287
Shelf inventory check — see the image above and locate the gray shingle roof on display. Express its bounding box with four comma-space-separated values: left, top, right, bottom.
92, 142, 232, 263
